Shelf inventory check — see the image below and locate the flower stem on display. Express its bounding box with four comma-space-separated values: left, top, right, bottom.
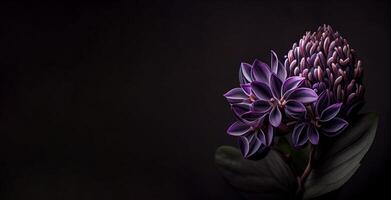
296, 144, 315, 196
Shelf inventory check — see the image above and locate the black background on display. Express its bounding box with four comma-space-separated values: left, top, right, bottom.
0, 0, 390, 199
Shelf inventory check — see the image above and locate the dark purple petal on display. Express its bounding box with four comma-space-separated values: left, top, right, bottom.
232, 107, 247, 124
286, 88, 318, 104
224, 88, 248, 103
256, 130, 267, 145
240, 111, 264, 123
227, 121, 251, 136
321, 117, 348, 137
270, 50, 279, 74
243, 112, 267, 127
247, 142, 263, 158
285, 100, 306, 119
320, 103, 342, 122
251, 81, 273, 100
307, 124, 319, 145
292, 122, 308, 147
252, 100, 272, 113
269, 73, 283, 99
251, 59, 271, 84
239, 132, 265, 158
231, 103, 251, 116
241, 84, 251, 96
239, 69, 246, 85
238, 136, 250, 157
282, 87, 295, 100
247, 133, 263, 157
246, 132, 256, 141
269, 106, 282, 127
277, 61, 287, 81
271, 50, 287, 81
315, 90, 330, 116
240, 62, 252, 83
282, 76, 305, 95
285, 100, 306, 113
266, 124, 274, 146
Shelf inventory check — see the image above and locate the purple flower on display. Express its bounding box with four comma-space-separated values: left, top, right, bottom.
224, 51, 289, 157
251, 74, 318, 127
224, 50, 286, 104
225, 50, 319, 128
291, 91, 349, 147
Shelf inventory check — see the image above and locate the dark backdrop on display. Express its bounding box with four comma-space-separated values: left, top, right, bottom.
0, 0, 390, 199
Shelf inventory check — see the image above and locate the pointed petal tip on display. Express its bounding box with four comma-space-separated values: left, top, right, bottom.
250, 81, 273, 101
321, 117, 349, 136
287, 88, 318, 104
240, 62, 253, 83
307, 125, 320, 145
292, 122, 308, 147
320, 102, 343, 122
282, 76, 305, 95
224, 88, 248, 103
252, 59, 271, 84
227, 121, 251, 136
269, 106, 282, 127
269, 73, 283, 99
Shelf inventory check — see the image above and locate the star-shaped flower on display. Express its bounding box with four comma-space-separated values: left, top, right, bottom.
251, 74, 318, 127
291, 91, 349, 147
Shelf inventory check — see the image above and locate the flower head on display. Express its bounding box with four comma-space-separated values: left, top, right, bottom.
251, 75, 318, 127
291, 91, 349, 147
224, 51, 290, 157
284, 25, 365, 117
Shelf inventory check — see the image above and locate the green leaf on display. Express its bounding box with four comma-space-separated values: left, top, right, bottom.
215, 146, 297, 199
303, 113, 379, 199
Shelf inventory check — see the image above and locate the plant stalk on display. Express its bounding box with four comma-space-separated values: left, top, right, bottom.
296, 144, 315, 196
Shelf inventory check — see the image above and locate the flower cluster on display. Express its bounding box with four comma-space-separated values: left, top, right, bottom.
224, 25, 362, 158
285, 25, 365, 117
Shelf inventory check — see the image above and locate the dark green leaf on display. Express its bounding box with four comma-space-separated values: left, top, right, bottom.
303, 113, 379, 199
215, 146, 297, 199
